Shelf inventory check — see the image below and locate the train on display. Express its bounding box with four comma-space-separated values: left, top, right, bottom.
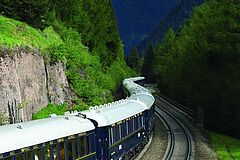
0, 77, 155, 160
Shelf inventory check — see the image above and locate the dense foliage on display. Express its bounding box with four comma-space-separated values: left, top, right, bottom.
0, 1, 133, 118
0, 0, 52, 29
148, 0, 240, 137
53, 0, 123, 65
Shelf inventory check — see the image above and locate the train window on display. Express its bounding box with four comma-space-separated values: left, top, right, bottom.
79, 136, 86, 156
76, 137, 81, 157
85, 136, 89, 155
75, 135, 92, 159
132, 118, 135, 131
121, 122, 125, 138
53, 142, 65, 160
113, 125, 120, 142
138, 116, 141, 128
141, 116, 145, 127
134, 117, 138, 130
88, 134, 95, 153
66, 140, 73, 160
34, 147, 45, 160
15, 153, 25, 160
24, 150, 34, 160
60, 142, 67, 160
108, 128, 113, 145
128, 119, 133, 133
126, 121, 129, 135
119, 124, 122, 139
86, 136, 91, 154
44, 145, 54, 160
70, 135, 93, 159
131, 119, 134, 133
128, 120, 131, 134
52, 144, 59, 160
71, 139, 78, 159
139, 116, 142, 127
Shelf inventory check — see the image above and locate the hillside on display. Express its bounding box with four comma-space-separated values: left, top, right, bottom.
112, 0, 179, 54
151, 0, 240, 138
0, 1, 133, 124
138, 0, 203, 53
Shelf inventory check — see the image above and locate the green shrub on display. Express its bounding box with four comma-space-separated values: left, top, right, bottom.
32, 103, 68, 120
0, 113, 7, 125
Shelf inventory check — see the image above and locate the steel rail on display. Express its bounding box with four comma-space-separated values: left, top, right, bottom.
155, 109, 175, 160
156, 95, 194, 121
155, 103, 194, 160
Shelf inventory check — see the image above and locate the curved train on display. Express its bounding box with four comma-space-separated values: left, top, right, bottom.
0, 77, 155, 160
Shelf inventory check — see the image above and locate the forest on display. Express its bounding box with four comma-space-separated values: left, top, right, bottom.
0, 0, 133, 119
138, 0, 240, 138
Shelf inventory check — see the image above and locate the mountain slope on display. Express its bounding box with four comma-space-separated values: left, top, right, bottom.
138, 0, 203, 53
112, 0, 179, 54
153, 0, 240, 138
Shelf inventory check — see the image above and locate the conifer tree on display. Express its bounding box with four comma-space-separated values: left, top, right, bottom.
127, 47, 141, 73
142, 44, 156, 82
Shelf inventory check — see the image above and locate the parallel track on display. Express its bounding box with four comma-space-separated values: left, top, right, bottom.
155, 108, 175, 159
157, 95, 194, 121
155, 101, 194, 160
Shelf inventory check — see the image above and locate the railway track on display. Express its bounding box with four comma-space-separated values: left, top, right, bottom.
155, 97, 195, 160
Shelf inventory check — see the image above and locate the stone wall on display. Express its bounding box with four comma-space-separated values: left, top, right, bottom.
0, 48, 71, 124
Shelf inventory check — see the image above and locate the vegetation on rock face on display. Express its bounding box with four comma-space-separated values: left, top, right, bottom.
142, 0, 240, 138
0, 113, 7, 125
210, 132, 240, 160
0, 1, 133, 119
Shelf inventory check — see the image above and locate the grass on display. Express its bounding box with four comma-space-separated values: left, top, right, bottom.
32, 103, 68, 120
0, 16, 63, 53
210, 132, 240, 160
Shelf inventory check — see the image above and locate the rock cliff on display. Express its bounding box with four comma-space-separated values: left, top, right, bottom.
0, 47, 71, 124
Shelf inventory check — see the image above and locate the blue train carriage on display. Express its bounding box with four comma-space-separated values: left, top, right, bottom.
128, 93, 155, 137
81, 98, 149, 160
0, 114, 96, 160
122, 77, 155, 137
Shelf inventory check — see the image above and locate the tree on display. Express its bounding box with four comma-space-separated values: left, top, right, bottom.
0, 0, 52, 29
142, 44, 157, 82
127, 47, 141, 73
152, 0, 240, 138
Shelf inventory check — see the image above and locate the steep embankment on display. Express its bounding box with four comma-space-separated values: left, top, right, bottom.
0, 16, 71, 123
0, 8, 133, 123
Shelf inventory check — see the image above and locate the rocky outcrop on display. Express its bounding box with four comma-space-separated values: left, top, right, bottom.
0, 48, 71, 124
